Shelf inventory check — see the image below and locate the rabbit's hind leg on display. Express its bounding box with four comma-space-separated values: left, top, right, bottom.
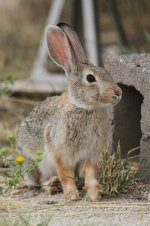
37, 154, 62, 194
41, 176, 62, 194
24, 154, 57, 191
24, 168, 61, 195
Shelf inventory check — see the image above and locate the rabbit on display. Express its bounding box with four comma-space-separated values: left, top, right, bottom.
16, 22, 122, 201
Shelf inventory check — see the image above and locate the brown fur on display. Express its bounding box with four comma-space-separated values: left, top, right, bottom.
53, 153, 79, 199
58, 92, 68, 107
81, 161, 103, 201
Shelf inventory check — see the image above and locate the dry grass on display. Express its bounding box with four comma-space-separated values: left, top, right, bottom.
98, 144, 137, 196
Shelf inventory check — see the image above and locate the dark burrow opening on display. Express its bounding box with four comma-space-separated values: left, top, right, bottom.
113, 84, 144, 159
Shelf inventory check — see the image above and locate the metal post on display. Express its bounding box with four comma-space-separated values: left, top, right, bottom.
81, 0, 99, 66
30, 0, 66, 91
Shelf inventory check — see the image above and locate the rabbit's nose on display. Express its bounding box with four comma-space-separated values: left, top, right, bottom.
112, 87, 122, 102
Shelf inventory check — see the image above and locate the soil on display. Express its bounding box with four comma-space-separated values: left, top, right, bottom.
0, 175, 150, 226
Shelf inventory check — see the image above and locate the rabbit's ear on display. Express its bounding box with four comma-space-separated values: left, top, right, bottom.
57, 22, 87, 64
46, 25, 73, 73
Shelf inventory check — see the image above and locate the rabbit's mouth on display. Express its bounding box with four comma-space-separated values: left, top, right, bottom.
99, 86, 122, 105
87, 91, 121, 106
100, 95, 122, 105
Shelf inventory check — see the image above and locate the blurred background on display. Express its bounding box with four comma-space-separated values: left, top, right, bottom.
0, 0, 150, 141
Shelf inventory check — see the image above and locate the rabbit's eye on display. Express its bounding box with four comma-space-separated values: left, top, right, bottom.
87, 74, 96, 83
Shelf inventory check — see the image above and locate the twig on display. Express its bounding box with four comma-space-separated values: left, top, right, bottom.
127, 155, 140, 160
127, 147, 140, 156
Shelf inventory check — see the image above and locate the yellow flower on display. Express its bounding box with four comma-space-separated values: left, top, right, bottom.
16, 155, 25, 164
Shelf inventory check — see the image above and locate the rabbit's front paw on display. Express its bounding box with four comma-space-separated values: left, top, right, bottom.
64, 184, 80, 200
86, 180, 103, 202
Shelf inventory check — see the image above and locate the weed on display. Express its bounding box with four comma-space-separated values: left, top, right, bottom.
97, 143, 137, 196
0, 74, 14, 97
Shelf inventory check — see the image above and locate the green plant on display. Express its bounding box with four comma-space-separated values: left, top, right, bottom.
0, 75, 14, 97
0, 133, 43, 193
97, 143, 137, 196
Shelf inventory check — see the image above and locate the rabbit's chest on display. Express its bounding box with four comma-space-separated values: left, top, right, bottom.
62, 108, 111, 151
45, 107, 111, 159
56, 108, 111, 165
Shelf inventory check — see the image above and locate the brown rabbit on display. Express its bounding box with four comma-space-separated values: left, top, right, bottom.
16, 23, 122, 201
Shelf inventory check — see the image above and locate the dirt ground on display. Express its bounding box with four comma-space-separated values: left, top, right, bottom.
0, 183, 150, 226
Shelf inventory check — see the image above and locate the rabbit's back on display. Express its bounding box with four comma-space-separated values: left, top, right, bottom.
16, 96, 59, 157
